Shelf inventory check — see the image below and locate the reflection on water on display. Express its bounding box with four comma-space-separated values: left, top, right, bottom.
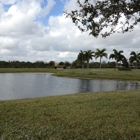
0, 73, 140, 100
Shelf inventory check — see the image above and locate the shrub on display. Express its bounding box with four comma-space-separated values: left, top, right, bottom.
118, 67, 132, 71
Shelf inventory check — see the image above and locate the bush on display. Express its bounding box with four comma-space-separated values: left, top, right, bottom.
118, 67, 132, 71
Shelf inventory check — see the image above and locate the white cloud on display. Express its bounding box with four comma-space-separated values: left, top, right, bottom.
0, 37, 19, 49
0, 1, 40, 36
0, 3, 4, 16
0, 0, 18, 5
40, 0, 56, 17
64, 0, 86, 12
0, 0, 139, 63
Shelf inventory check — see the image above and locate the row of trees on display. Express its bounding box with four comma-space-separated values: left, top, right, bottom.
0, 61, 52, 68
0, 60, 71, 68
0, 50, 139, 69
76, 49, 140, 69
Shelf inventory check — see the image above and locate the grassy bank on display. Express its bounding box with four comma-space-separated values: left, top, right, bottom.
0, 68, 140, 81
0, 90, 140, 139
55, 68, 140, 81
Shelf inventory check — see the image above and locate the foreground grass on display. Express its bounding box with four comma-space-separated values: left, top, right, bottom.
0, 90, 140, 140
0, 68, 140, 81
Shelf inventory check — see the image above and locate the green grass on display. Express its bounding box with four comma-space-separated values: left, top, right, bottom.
55, 68, 140, 81
0, 90, 140, 139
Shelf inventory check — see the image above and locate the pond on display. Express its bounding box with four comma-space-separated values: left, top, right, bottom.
0, 73, 140, 100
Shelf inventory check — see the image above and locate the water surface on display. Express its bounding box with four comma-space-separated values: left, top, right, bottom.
0, 73, 140, 100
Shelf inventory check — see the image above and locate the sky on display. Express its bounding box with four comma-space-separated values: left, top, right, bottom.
0, 0, 139, 63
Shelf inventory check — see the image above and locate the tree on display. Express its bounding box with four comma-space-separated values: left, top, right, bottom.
109, 49, 125, 69
65, 0, 140, 38
49, 61, 55, 66
129, 51, 140, 69
71, 60, 78, 68
108, 61, 116, 68
0, 61, 10, 68
34, 61, 46, 68
59, 62, 64, 66
122, 57, 129, 68
65, 61, 71, 67
95, 48, 108, 69
77, 50, 86, 69
84, 50, 94, 68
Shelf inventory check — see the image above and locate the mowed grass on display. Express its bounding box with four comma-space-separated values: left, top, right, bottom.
0, 68, 140, 81
55, 68, 140, 81
0, 90, 140, 140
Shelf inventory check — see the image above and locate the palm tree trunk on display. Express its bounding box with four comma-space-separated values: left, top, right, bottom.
87, 60, 89, 69
116, 60, 118, 70
82, 61, 84, 69
136, 61, 137, 69
100, 57, 101, 69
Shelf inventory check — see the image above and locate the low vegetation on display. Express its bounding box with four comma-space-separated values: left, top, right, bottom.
118, 67, 132, 71
1, 90, 140, 139
55, 68, 140, 81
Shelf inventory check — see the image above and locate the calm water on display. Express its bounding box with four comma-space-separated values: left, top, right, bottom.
0, 73, 140, 100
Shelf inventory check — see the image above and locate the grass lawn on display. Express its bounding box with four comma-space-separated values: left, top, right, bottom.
54, 68, 140, 81
0, 68, 140, 139
0, 90, 140, 139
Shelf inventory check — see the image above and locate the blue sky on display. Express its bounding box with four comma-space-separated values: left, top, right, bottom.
0, 0, 139, 62
46, 0, 64, 15
41, 0, 64, 25
3, 4, 13, 12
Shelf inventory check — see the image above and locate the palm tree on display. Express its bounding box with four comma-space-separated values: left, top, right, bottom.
109, 49, 125, 70
129, 51, 140, 69
95, 48, 108, 69
122, 56, 129, 68
77, 50, 85, 69
84, 50, 94, 68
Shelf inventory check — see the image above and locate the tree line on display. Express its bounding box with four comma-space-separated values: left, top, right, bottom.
0, 59, 115, 69
75, 49, 140, 69
0, 49, 139, 69
0, 61, 52, 68
0, 60, 72, 68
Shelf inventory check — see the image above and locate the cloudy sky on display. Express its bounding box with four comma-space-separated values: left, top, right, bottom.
0, 0, 139, 63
